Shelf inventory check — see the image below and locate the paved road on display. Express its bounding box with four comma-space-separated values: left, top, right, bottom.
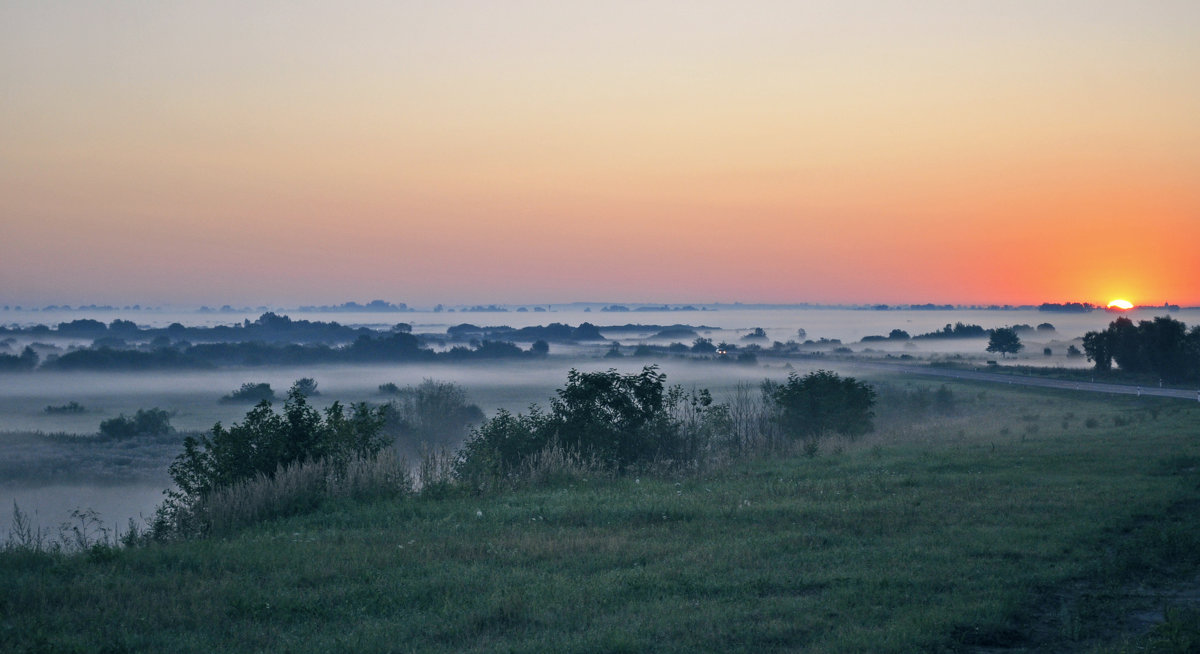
845, 360, 1200, 403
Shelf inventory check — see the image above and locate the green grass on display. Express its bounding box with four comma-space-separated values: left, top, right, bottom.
3, 382, 1200, 652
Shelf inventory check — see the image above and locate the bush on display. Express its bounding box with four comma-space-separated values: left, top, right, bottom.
158, 382, 389, 537
293, 377, 319, 396
455, 366, 720, 487
769, 370, 876, 440
378, 382, 401, 395
220, 382, 276, 403
98, 408, 174, 440
381, 380, 484, 447
44, 401, 86, 414
455, 407, 553, 487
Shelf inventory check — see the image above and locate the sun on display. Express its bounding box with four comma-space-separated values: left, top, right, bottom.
1107, 299, 1133, 310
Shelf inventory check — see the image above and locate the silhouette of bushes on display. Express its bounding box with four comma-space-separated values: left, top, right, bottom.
220, 383, 276, 404
158, 382, 389, 538
44, 401, 86, 414
768, 370, 877, 440
456, 366, 729, 487
99, 408, 174, 440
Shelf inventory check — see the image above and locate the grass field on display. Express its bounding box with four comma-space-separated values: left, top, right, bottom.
3, 380, 1199, 652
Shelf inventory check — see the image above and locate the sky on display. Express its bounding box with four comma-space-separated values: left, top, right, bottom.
2, 1, 1198, 307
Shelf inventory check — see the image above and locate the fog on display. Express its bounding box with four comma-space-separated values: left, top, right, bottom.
3, 305, 1193, 541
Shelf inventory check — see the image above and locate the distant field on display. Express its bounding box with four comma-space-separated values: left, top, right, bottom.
3, 380, 1199, 652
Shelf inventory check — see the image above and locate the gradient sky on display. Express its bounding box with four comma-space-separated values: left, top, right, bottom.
3, 1, 1198, 307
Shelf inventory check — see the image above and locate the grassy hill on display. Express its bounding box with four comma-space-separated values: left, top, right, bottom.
3, 382, 1199, 652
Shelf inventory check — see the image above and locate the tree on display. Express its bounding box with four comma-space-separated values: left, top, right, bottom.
691, 337, 716, 353
220, 382, 276, 403
769, 370, 876, 439
549, 366, 677, 468
99, 408, 174, 439
1082, 331, 1111, 371
293, 377, 319, 397
986, 328, 1023, 358
1084, 315, 1200, 381
1107, 317, 1146, 373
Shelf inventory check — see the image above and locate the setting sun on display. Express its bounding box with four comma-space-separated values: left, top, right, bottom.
1107, 299, 1134, 310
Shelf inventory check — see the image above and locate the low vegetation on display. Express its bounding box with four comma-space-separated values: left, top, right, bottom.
3, 380, 1199, 652
43, 401, 86, 415
156, 383, 390, 539
98, 408, 174, 440
220, 382, 276, 404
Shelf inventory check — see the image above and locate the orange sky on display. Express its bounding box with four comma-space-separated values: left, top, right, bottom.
2, 1, 1198, 307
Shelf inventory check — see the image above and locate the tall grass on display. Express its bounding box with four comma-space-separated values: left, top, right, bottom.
160, 450, 414, 538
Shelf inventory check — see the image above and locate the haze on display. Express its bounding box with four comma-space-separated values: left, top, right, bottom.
3, 1, 1199, 308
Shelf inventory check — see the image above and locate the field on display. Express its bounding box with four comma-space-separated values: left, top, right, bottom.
3, 378, 1199, 653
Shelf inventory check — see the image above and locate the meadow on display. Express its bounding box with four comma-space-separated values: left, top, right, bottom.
3, 377, 1198, 652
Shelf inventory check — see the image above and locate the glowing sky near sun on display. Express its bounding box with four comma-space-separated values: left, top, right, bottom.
2, 1, 1198, 306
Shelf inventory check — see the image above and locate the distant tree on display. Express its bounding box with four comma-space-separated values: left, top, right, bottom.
986, 328, 1023, 358
293, 377, 319, 397
1082, 331, 1112, 371
383, 380, 484, 446
742, 327, 767, 340
99, 408, 174, 440
796, 328, 807, 340
0, 346, 39, 371
604, 342, 624, 358
378, 382, 401, 395
529, 339, 549, 356
691, 337, 716, 353
1066, 344, 1083, 358
44, 401, 86, 414
1107, 317, 1145, 373
1138, 316, 1191, 381
1043, 347, 1052, 356
1036, 322, 1056, 333
888, 329, 910, 340
221, 382, 276, 404
1082, 316, 1200, 381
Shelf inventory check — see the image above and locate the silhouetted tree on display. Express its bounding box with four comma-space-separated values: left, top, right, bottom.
986, 328, 1023, 358
691, 337, 716, 353
293, 377, 319, 397
1082, 331, 1112, 371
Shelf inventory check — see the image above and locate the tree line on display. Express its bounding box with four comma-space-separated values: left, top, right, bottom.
1082, 316, 1200, 382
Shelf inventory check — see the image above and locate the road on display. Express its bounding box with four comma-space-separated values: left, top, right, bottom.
845, 360, 1200, 402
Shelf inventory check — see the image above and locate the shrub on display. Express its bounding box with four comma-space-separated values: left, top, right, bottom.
293, 377, 319, 396
158, 382, 389, 538
549, 366, 679, 469
44, 401, 86, 414
378, 382, 401, 395
220, 382, 276, 403
381, 380, 485, 447
98, 408, 174, 440
769, 370, 877, 440
455, 366, 720, 486
455, 407, 552, 488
